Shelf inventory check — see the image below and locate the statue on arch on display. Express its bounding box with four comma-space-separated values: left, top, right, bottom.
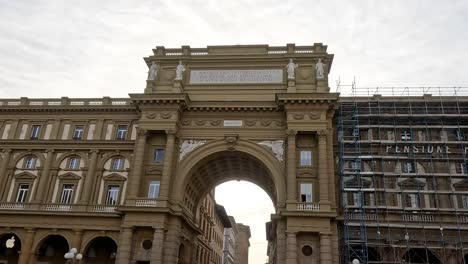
315, 58, 326, 79
286, 59, 298, 79
147, 61, 159, 80
175, 61, 186, 80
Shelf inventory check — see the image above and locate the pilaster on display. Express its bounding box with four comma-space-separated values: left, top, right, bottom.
72, 229, 84, 252
80, 150, 99, 204
286, 129, 297, 204
317, 130, 330, 209
127, 128, 148, 198
159, 129, 177, 201
116, 227, 134, 264
33, 149, 55, 203
320, 233, 332, 264
285, 231, 297, 264
0, 148, 12, 199
151, 227, 165, 264
18, 228, 35, 264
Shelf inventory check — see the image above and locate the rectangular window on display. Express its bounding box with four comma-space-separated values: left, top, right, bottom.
353, 192, 362, 207
352, 127, 359, 137
68, 157, 80, 170
154, 149, 165, 163
401, 131, 412, 141
460, 163, 468, 174
300, 150, 312, 166
116, 125, 128, 140
111, 158, 124, 171
300, 183, 313, 203
148, 181, 160, 199
30, 125, 41, 139
16, 184, 29, 203
462, 195, 468, 209
72, 126, 84, 140
24, 157, 36, 169
407, 194, 419, 208
60, 184, 74, 204
456, 130, 465, 141
402, 162, 414, 173
105, 185, 120, 205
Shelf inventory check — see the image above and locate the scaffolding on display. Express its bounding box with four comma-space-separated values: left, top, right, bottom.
337, 83, 468, 263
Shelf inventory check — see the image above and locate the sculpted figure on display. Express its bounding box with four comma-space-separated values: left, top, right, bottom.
147, 61, 158, 80
175, 61, 186, 80
315, 58, 325, 79
286, 59, 298, 79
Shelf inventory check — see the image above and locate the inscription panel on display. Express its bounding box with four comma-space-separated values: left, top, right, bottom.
190, 69, 283, 84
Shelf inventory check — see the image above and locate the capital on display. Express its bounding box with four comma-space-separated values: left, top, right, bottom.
45, 149, 55, 153
286, 129, 297, 137
2, 148, 12, 153
165, 129, 178, 137
136, 128, 148, 137
89, 149, 99, 154
317, 130, 328, 138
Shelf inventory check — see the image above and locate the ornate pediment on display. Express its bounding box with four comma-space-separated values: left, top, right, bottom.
102, 173, 127, 181
14, 171, 37, 179
344, 177, 372, 188
58, 172, 82, 180
453, 179, 468, 188
398, 178, 425, 188
145, 167, 162, 175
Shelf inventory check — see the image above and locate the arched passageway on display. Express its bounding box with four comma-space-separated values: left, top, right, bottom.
36, 235, 69, 264
402, 248, 440, 263
177, 244, 185, 264
0, 233, 21, 264
347, 245, 381, 263
84, 236, 117, 263
178, 146, 284, 215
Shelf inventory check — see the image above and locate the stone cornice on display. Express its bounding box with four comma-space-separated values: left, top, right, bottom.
0, 97, 134, 112
276, 93, 339, 106
129, 93, 190, 108
187, 101, 280, 112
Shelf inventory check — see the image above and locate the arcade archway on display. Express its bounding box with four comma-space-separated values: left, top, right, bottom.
0, 233, 21, 263
402, 248, 440, 264
36, 235, 70, 264
84, 236, 117, 263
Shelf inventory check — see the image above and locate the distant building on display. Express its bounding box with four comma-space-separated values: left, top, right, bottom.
223, 216, 237, 264
235, 224, 251, 264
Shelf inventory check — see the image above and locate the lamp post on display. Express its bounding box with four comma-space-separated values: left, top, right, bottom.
64, 248, 83, 263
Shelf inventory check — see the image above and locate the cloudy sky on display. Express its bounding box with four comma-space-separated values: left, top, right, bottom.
1, 0, 468, 262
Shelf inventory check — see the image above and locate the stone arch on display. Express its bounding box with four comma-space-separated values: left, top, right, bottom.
173, 138, 286, 210
82, 236, 118, 263
402, 248, 441, 263
34, 234, 70, 263
0, 232, 22, 262
98, 152, 132, 168
55, 152, 89, 168
13, 152, 45, 168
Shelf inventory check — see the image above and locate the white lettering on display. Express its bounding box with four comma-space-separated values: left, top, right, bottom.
190, 69, 283, 84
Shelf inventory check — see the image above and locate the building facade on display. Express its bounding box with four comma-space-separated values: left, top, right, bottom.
0, 43, 466, 264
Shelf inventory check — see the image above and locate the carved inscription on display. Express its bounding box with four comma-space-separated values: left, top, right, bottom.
190, 69, 283, 84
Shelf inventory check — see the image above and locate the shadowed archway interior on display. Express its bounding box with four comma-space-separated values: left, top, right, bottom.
182, 150, 277, 214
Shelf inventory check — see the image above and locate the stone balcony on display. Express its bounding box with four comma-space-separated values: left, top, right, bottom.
0, 202, 118, 214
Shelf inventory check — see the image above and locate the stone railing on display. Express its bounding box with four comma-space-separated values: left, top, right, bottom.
348, 212, 378, 221
135, 199, 158, 207
0, 97, 131, 107
402, 213, 435, 222
0, 202, 27, 210
42, 204, 73, 211
90, 205, 117, 213
296, 203, 320, 211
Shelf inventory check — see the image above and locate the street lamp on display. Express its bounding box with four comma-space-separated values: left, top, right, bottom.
352, 259, 360, 264
64, 248, 83, 263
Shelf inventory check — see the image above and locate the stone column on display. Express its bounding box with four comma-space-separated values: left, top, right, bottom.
33, 149, 55, 203
286, 130, 297, 202
18, 228, 35, 264
79, 150, 99, 204
163, 227, 180, 264
326, 128, 337, 209
320, 233, 332, 264
285, 231, 297, 264
160, 129, 177, 200
72, 229, 84, 252
276, 220, 286, 264
0, 148, 12, 199
318, 130, 330, 204
151, 227, 165, 264
127, 129, 148, 198
116, 227, 134, 264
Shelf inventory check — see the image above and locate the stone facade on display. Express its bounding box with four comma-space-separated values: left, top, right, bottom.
1, 43, 466, 264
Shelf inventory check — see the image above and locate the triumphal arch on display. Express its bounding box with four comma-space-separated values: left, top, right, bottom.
126, 44, 339, 264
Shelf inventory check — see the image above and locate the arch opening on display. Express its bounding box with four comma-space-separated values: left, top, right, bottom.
402, 248, 440, 264
84, 236, 117, 263
181, 150, 278, 215
36, 235, 69, 263
0, 233, 21, 263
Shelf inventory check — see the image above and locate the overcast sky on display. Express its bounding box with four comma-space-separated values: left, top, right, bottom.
1, 0, 468, 262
